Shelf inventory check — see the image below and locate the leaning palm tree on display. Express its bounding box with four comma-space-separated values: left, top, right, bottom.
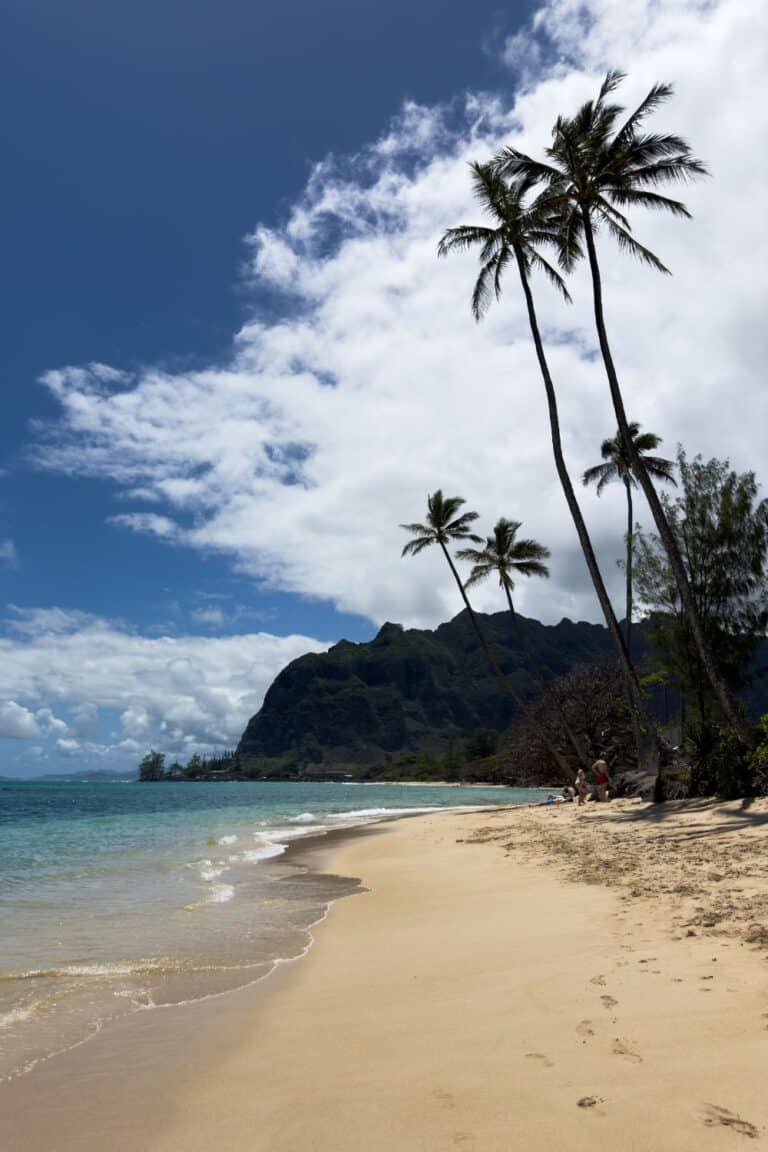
583, 422, 676, 657
457, 519, 588, 769
400, 492, 571, 772
438, 164, 648, 759
496, 72, 751, 747
458, 517, 550, 617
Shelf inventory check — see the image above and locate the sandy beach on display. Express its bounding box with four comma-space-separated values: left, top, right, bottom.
4, 798, 768, 1150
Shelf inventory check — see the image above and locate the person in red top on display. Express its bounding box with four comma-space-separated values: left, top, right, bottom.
593, 758, 610, 801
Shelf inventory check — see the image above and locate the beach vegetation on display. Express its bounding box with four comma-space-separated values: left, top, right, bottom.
632, 451, 768, 794
502, 663, 637, 786
138, 751, 166, 781
401, 492, 574, 775
583, 423, 676, 657
438, 164, 648, 759
495, 72, 752, 748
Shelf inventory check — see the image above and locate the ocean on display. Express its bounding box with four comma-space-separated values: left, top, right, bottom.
0, 779, 542, 1082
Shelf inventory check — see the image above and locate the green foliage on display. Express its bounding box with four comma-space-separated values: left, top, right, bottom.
457, 518, 550, 594
634, 449, 768, 733
437, 162, 571, 321
400, 490, 481, 557
137, 750, 238, 782
749, 715, 768, 796
685, 720, 752, 799
236, 613, 656, 778
464, 728, 499, 761
138, 751, 165, 781
495, 70, 707, 275
502, 662, 637, 785
583, 422, 675, 495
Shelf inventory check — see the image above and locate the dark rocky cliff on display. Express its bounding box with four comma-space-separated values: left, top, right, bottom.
235, 610, 637, 773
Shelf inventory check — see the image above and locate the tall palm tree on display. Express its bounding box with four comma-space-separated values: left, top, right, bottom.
583, 422, 676, 657
400, 492, 571, 772
458, 518, 550, 614
457, 519, 589, 769
496, 73, 752, 747
438, 163, 648, 760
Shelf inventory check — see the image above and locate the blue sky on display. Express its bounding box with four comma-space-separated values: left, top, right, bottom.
1, 0, 532, 641
2, 0, 766, 774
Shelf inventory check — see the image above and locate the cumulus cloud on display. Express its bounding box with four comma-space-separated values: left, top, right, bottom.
0, 701, 40, 739
0, 539, 18, 567
0, 608, 328, 764
31, 0, 767, 635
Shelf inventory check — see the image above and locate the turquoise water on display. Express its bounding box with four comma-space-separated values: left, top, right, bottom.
0, 780, 541, 1080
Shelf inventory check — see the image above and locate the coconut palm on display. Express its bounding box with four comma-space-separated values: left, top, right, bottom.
400, 492, 571, 772
458, 518, 550, 616
458, 518, 588, 769
438, 163, 648, 759
584, 423, 676, 657
495, 72, 752, 747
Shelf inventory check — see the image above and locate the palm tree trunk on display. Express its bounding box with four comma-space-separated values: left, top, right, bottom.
503, 585, 589, 770
625, 477, 633, 659
580, 211, 753, 749
438, 541, 572, 775
514, 247, 649, 766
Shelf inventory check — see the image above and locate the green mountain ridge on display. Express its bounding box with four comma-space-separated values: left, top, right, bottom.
236, 610, 657, 775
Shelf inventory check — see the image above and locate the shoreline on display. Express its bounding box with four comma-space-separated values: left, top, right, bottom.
0, 783, 540, 1087
3, 799, 768, 1149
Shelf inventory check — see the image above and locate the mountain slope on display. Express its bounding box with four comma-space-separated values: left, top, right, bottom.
235, 611, 638, 774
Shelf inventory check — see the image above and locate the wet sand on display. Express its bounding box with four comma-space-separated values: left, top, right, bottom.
3, 799, 768, 1150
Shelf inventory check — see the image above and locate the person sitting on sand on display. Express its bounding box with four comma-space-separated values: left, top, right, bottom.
593, 758, 610, 802
574, 768, 588, 806
562, 786, 574, 802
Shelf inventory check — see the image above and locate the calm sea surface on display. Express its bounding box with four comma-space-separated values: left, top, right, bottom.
0, 779, 541, 1080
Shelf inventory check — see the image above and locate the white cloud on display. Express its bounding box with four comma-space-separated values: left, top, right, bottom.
56, 737, 81, 756
0, 539, 18, 567
0, 701, 40, 739
190, 606, 226, 628
36, 707, 69, 735
31, 0, 768, 635
0, 608, 328, 764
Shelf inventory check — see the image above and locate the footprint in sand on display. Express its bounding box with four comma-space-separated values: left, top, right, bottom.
525, 1052, 554, 1068
612, 1038, 642, 1063
703, 1105, 759, 1138
590, 974, 607, 986
601, 995, 618, 1009
576, 1020, 595, 1040
433, 1089, 455, 1108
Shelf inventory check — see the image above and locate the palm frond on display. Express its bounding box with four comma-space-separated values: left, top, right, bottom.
583, 460, 620, 494
437, 225, 497, 258
494, 148, 563, 188
612, 82, 674, 147
471, 251, 503, 321
597, 69, 627, 105
527, 250, 572, 301
624, 155, 708, 187
608, 187, 692, 217
602, 216, 671, 273
401, 536, 434, 557
642, 455, 677, 485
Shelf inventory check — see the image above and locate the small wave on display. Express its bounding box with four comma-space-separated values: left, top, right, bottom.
0, 1003, 39, 1030
0, 961, 164, 982
195, 858, 229, 882
217, 834, 238, 845
210, 883, 234, 904
239, 842, 286, 863
289, 812, 316, 824
327, 806, 442, 821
